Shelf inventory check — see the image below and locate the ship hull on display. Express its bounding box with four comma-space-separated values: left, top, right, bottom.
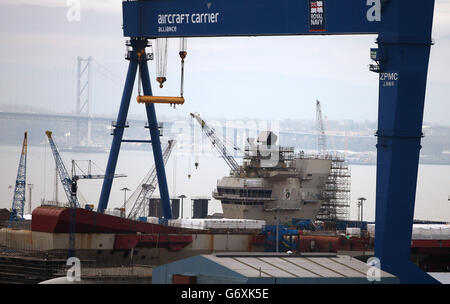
0, 206, 264, 267
221, 201, 323, 225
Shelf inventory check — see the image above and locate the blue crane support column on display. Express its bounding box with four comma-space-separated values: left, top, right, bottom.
10, 132, 27, 221
98, 41, 138, 213
139, 49, 172, 220
374, 1, 438, 284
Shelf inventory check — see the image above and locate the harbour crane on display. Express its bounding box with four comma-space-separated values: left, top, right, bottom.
45, 130, 78, 257
126, 140, 176, 220
9, 132, 28, 221
46, 131, 127, 257
46, 132, 126, 207
190, 113, 240, 173
316, 100, 327, 155
45, 131, 80, 208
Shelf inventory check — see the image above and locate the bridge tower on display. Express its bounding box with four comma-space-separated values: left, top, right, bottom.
76, 56, 93, 146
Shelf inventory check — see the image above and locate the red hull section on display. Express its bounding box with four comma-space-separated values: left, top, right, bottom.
114, 234, 193, 251
297, 235, 372, 252
31, 206, 182, 234
411, 240, 450, 248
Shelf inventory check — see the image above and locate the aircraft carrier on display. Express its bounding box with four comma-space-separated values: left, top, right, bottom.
212, 131, 335, 225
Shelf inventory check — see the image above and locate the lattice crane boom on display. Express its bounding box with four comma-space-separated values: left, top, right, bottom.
127, 140, 176, 219
190, 113, 240, 172
316, 100, 327, 154
71, 160, 126, 182
10, 132, 28, 221
45, 131, 80, 208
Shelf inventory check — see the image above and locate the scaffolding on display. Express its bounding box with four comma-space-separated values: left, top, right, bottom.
317, 155, 351, 221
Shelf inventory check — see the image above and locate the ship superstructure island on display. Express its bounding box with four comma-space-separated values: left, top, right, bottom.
214, 132, 335, 225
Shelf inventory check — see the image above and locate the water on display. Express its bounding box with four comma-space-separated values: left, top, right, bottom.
0, 145, 228, 218
350, 164, 450, 222
1, 145, 449, 222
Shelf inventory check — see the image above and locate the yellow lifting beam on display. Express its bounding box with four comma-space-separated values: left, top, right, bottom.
137, 95, 185, 105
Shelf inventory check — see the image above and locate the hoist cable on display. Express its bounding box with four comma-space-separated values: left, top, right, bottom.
155, 38, 168, 88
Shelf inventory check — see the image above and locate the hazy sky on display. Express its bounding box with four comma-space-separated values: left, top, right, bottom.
1, 0, 450, 124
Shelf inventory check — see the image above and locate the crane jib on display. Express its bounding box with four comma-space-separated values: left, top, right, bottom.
10, 132, 28, 221
46, 132, 80, 209
191, 113, 240, 172
127, 140, 176, 219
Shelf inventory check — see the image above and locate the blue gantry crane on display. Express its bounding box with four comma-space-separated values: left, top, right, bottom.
98, 0, 437, 283
98, 38, 174, 220
9, 132, 28, 222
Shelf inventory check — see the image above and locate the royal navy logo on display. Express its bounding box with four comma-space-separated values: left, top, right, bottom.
309, 0, 326, 32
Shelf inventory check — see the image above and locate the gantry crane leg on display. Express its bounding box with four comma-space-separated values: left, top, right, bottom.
374, 4, 436, 282
139, 58, 172, 220
98, 38, 172, 219
97, 58, 137, 213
